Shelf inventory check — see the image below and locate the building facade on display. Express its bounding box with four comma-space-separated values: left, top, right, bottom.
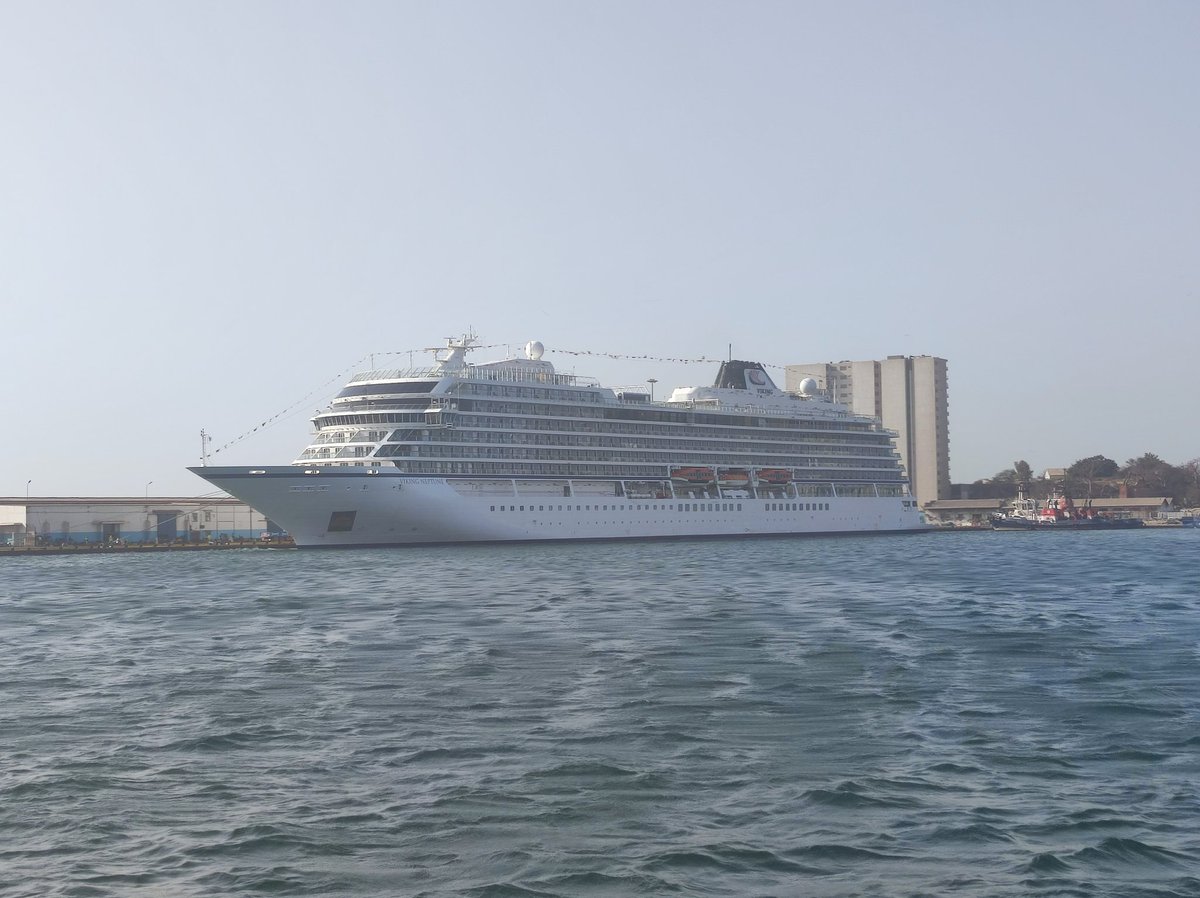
0, 497, 283, 546
786, 355, 950, 507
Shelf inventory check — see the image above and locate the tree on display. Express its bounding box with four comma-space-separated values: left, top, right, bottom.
970, 468, 1018, 499
1014, 460, 1033, 483
1068, 455, 1119, 479
1181, 459, 1200, 507
1066, 455, 1119, 498
1121, 453, 1180, 499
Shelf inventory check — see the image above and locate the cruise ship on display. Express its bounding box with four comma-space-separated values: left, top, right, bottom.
189, 335, 928, 546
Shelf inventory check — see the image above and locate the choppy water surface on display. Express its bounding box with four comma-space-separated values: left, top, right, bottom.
2, 531, 1199, 897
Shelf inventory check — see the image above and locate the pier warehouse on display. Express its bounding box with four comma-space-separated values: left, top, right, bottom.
0, 497, 283, 547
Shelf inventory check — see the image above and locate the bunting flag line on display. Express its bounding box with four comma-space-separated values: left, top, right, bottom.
210, 355, 367, 457
209, 343, 472, 456
209, 341, 793, 456
544, 347, 789, 370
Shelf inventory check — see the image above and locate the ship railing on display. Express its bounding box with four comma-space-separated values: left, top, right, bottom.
445, 475, 911, 502
461, 366, 599, 388
348, 367, 444, 382
676, 398, 856, 419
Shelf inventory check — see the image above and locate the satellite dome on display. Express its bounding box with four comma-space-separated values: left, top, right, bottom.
798, 377, 818, 396
525, 341, 545, 360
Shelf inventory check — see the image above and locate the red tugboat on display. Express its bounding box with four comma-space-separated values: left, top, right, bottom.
991, 486, 1144, 530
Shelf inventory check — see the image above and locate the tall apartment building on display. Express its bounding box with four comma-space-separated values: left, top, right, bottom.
785, 356, 950, 507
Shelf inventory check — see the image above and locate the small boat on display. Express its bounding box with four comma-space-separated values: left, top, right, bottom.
717, 468, 751, 487
670, 466, 716, 484
755, 468, 792, 485
991, 486, 1145, 530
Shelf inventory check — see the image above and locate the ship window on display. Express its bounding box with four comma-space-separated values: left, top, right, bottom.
539, 506, 544, 511
520, 506, 525, 511
490, 506, 495, 511
736, 503, 742, 511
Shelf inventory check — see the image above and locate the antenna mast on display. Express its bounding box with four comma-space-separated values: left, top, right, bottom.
200, 429, 212, 467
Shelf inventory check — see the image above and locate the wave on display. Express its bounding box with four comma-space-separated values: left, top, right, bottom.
803, 781, 924, 809
396, 745, 520, 764
1026, 851, 1072, 872
160, 726, 295, 752
788, 843, 904, 863
642, 843, 828, 875
927, 822, 1015, 844
1069, 836, 1190, 867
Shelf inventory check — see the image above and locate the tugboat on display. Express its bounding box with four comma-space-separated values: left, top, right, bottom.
991, 485, 1144, 530
990, 485, 1044, 529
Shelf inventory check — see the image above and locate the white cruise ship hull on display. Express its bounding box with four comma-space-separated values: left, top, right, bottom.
190, 466, 928, 547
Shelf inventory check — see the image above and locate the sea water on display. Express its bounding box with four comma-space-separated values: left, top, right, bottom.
1, 530, 1198, 897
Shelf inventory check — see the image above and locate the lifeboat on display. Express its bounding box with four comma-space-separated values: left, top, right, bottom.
717, 468, 751, 487
670, 466, 716, 484
755, 468, 792, 485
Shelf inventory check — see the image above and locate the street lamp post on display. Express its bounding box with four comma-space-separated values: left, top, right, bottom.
146, 481, 153, 499
647, 378, 658, 402
26, 479, 31, 499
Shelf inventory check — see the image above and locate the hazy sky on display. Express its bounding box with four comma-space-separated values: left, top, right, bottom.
3, 1, 1197, 497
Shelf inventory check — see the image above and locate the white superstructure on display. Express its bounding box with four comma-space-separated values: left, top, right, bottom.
190, 335, 927, 546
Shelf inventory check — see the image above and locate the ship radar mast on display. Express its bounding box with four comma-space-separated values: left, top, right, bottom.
433, 330, 479, 371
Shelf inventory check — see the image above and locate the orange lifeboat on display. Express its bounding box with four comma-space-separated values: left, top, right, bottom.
717, 468, 751, 487
755, 468, 792, 485
671, 466, 716, 484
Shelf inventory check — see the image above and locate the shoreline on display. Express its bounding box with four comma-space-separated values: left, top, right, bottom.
0, 538, 296, 557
